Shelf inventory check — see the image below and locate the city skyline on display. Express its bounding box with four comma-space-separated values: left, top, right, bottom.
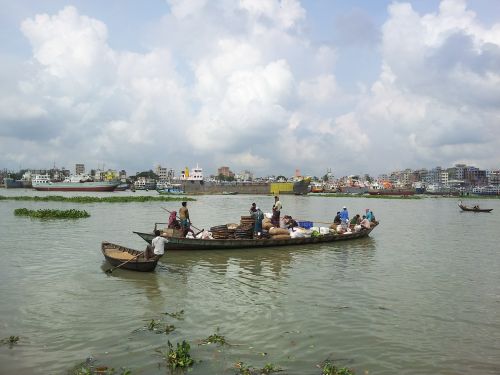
1, 1, 500, 176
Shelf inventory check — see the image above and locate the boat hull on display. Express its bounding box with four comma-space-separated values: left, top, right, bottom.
33, 182, 120, 192
101, 241, 159, 272
368, 189, 415, 196
133, 225, 376, 251
458, 204, 493, 213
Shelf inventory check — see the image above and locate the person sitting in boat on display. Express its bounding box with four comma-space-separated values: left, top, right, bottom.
145, 230, 168, 259
333, 212, 341, 225
360, 215, 371, 229
179, 201, 195, 237
365, 208, 375, 222
283, 215, 298, 230
350, 214, 361, 226
473, 205, 479, 209
168, 210, 181, 229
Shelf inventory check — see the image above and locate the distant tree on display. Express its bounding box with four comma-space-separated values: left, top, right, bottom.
276, 175, 287, 182
322, 174, 329, 182
227, 175, 235, 182
218, 173, 225, 181
136, 170, 158, 179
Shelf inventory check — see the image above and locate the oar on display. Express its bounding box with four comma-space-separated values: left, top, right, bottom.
162, 207, 203, 233
105, 252, 143, 274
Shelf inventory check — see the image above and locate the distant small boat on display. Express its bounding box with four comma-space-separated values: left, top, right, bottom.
458, 202, 493, 213
101, 241, 160, 272
221, 191, 238, 195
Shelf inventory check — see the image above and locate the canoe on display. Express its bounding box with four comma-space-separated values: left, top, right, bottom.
458, 204, 493, 213
133, 224, 378, 251
101, 241, 159, 272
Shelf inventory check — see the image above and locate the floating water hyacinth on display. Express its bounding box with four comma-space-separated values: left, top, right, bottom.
14, 208, 90, 219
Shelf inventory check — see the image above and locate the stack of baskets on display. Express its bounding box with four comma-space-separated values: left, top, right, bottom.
210, 225, 229, 239
234, 224, 254, 239
226, 223, 239, 239
240, 215, 255, 228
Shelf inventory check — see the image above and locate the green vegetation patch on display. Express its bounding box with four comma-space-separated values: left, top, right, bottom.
68, 358, 132, 375
157, 340, 194, 370
319, 359, 355, 375
14, 208, 90, 219
200, 328, 228, 346
0, 195, 195, 203
1, 335, 19, 347
234, 361, 283, 375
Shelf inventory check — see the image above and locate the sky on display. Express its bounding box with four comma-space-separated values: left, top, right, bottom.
0, 0, 499, 177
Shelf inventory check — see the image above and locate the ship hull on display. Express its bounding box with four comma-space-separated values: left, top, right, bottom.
33, 182, 119, 192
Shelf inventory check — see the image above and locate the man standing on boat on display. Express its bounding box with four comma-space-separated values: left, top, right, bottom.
340, 206, 349, 223
271, 196, 282, 227
179, 201, 195, 237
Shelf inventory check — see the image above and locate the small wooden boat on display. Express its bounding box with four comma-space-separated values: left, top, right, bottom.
458, 203, 493, 213
101, 241, 160, 272
133, 223, 378, 251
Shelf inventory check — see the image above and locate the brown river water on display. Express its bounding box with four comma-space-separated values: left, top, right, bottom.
0, 190, 499, 374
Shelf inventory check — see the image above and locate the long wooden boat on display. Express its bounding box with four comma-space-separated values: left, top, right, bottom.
101, 241, 159, 271
458, 203, 493, 213
133, 224, 377, 251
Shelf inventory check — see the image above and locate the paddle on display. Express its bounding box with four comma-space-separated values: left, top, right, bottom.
162, 207, 203, 233
105, 251, 143, 274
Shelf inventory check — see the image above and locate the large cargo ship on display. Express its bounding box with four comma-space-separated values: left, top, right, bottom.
32, 174, 119, 192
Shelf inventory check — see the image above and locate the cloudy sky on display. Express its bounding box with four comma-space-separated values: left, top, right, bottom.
1, 0, 499, 177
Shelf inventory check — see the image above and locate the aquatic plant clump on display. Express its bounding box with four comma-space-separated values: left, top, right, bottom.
320, 359, 355, 375
200, 328, 228, 346
0, 195, 195, 203
1, 335, 19, 347
14, 208, 90, 219
165, 340, 194, 369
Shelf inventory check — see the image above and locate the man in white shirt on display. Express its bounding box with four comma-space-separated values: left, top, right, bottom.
146, 230, 168, 259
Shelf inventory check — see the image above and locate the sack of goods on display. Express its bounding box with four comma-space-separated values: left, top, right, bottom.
268, 227, 290, 236
319, 227, 330, 235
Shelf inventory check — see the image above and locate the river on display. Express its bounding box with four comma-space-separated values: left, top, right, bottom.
0, 190, 499, 374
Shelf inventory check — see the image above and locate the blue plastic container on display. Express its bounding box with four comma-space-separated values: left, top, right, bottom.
298, 221, 313, 229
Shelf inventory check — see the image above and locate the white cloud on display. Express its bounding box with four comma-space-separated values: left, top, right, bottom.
0, 1, 499, 176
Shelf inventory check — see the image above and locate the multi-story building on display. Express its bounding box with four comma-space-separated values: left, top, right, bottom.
218, 166, 234, 178
75, 164, 85, 175
155, 165, 168, 182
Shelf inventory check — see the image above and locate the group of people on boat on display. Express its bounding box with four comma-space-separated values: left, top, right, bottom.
332, 206, 376, 233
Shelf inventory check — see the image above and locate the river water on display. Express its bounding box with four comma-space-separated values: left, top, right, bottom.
0, 190, 499, 375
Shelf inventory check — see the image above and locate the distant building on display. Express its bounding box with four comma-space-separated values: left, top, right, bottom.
218, 166, 234, 178
155, 165, 168, 182
75, 164, 85, 175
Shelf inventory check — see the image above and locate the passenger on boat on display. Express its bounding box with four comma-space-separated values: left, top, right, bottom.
333, 212, 341, 225
283, 215, 298, 230
365, 209, 374, 222
340, 206, 349, 223
350, 214, 361, 226
168, 210, 181, 229
251, 206, 264, 237
250, 202, 257, 215
271, 196, 282, 227
179, 201, 195, 237
360, 216, 371, 229
145, 230, 168, 259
